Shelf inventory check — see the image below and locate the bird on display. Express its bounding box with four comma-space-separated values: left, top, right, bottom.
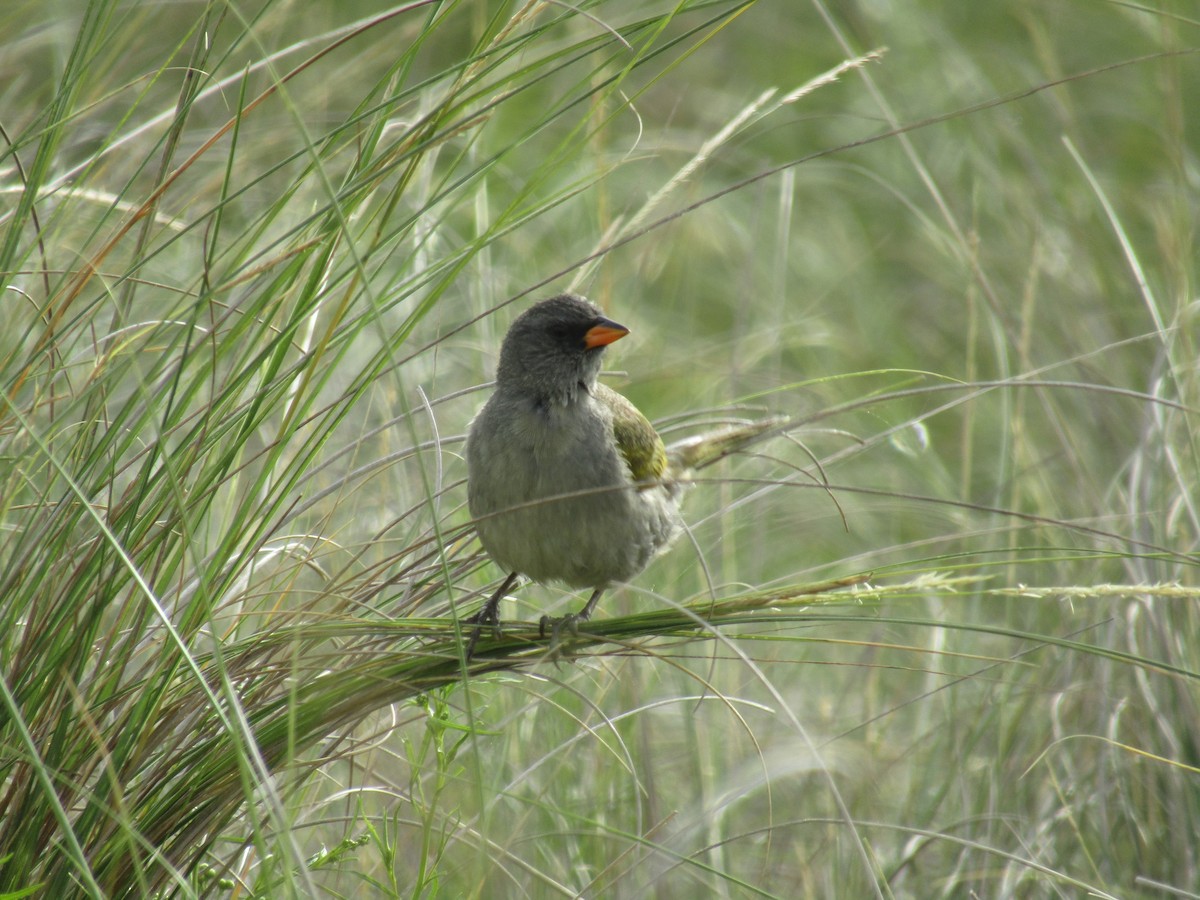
464, 293, 783, 652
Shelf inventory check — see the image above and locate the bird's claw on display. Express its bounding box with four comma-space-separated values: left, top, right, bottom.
465, 604, 502, 632
538, 613, 590, 655
464, 608, 504, 660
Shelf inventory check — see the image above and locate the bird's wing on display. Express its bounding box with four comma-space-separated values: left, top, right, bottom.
594, 383, 668, 483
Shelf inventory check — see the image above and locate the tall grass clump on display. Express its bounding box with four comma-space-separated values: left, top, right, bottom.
1, 0, 1198, 897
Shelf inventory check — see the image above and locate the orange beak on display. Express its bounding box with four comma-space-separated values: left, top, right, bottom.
584, 317, 630, 348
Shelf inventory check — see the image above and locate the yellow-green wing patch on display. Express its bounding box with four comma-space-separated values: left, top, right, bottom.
595, 383, 667, 483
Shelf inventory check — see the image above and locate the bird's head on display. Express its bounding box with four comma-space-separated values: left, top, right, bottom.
495, 294, 629, 404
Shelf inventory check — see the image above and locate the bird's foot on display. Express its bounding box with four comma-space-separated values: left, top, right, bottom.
538, 612, 592, 655
465, 603, 502, 629
462, 573, 521, 660
464, 606, 503, 660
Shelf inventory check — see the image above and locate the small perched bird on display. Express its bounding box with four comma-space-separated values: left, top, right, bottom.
465, 294, 781, 649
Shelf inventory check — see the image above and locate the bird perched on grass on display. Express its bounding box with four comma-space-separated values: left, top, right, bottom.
465, 293, 783, 653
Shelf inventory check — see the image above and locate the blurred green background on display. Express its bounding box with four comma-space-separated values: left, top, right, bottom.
1, 0, 1197, 897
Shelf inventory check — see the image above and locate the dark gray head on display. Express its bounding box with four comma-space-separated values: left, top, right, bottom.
495, 294, 629, 403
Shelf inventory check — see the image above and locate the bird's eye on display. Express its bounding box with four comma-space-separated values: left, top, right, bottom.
548, 321, 592, 348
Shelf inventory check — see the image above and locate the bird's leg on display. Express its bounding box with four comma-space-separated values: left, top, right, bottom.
465, 571, 519, 658
577, 587, 605, 621
539, 587, 605, 643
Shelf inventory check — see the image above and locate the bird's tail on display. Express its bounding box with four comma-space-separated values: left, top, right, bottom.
665, 415, 790, 478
